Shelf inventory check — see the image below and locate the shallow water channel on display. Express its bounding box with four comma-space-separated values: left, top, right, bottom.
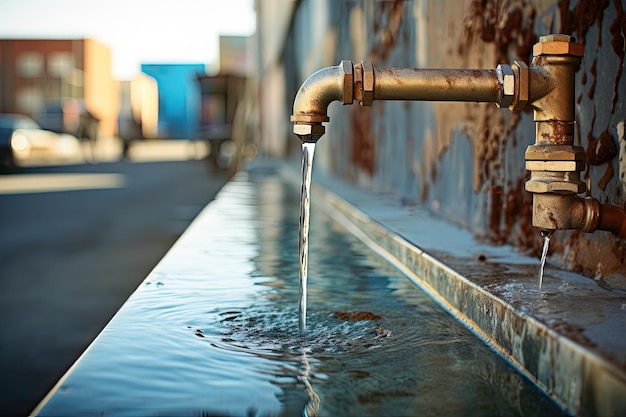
35, 169, 567, 417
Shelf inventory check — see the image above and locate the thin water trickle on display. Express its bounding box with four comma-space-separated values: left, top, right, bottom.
298, 142, 316, 335
538, 229, 554, 289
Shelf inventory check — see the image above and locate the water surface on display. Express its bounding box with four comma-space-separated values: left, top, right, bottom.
35, 169, 567, 417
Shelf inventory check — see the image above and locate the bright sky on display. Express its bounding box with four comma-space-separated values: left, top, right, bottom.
0, 0, 256, 79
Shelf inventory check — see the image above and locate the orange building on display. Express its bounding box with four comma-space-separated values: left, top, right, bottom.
0, 38, 119, 137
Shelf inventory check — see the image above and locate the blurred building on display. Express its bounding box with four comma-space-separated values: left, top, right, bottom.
118, 74, 159, 141
196, 35, 251, 143
141, 64, 205, 139
254, 0, 626, 281
0, 38, 119, 138
218, 35, 255, 76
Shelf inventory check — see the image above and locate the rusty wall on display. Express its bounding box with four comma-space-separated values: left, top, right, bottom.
285, 0, 626, 285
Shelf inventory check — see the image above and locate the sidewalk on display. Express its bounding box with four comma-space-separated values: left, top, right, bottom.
93, 137, 210, 163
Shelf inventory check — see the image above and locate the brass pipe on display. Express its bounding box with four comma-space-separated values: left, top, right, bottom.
291, 61, 353, 142
372, 68, 501, 103
292, 60, 512, 141
598, 204, 626, 239
532, 194, 600, 232
291, 61, 353, 123
290, 34, 625, 240
533, 194, 626, 238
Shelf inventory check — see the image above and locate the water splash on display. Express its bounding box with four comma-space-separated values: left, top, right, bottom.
299, 142, 316, 335
537, 229, 554, 289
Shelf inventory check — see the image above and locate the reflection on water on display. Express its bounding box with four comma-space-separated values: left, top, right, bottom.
35, 170, 567, 417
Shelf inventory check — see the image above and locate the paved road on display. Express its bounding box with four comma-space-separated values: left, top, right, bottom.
0, 158, 229, 416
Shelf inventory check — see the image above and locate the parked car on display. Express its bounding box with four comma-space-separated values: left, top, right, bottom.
0, 113, 81, 170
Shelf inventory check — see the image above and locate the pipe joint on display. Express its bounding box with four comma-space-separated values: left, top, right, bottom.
291, 60, 354, 142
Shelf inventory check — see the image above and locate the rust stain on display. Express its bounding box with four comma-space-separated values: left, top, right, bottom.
560, 0, 623, 111
541, 120, 575, 145
562, 230, 626, 278
349, 106, 375, 176
587, 129, 618, 165
462, 0, 537, 64
487, 174, 535, 249
609, 0, 625, 112
368, 0, 405, 64
489, 185, 504, 244
559, 0, 610, 44
513, 178, 541, 256
598, 160, 615, 191
587, 58, 597, 99
464, 109, 507, 192
334, 311, 381, 321
460, 0, 536, 199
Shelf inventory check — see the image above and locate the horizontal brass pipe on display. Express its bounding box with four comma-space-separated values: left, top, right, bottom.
373, 68, 502, 103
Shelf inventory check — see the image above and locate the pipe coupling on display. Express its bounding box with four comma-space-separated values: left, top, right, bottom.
354, 61, 374, 106
525, 144, 586, 194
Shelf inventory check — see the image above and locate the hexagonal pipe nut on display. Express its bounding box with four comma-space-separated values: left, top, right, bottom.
526, 160, 585, 172
525, 179, 586, 194
533, 34, 584, 57
540, 34, 574, 43
340, 60, 354, 105
525, 145, 586, 161
511, 60, 529, 112
496, 64, 514, 108
293, 123, 326, 142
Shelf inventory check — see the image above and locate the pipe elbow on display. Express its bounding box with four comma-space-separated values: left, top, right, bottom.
531, 194, 626, 239
291, 61, 354, 141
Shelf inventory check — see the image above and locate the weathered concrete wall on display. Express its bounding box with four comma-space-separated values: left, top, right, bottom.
269, 0, 626, 285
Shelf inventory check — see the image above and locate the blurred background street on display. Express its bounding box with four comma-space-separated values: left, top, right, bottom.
0, 1, 257, 413
0, 142, 230, 416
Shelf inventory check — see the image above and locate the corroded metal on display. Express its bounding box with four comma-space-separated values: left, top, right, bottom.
523, 35, 626, 236
290, 33, 626, 238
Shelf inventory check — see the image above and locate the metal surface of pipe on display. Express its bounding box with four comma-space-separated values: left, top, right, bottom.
598, 204, 626, 239
532, 194, 600, 232
373, 68, 501, 103
291, 61, 353, 124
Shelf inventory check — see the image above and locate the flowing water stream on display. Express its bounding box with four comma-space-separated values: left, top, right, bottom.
538, 229, 554, 289
298, 142, 316, 335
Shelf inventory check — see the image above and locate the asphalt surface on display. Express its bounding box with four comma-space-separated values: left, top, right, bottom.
0, 155, 229, 416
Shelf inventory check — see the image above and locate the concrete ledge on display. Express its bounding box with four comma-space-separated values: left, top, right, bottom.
283, 164, 626, 417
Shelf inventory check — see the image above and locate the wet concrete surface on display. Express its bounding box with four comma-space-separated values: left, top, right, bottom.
0, 150, 229, 416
